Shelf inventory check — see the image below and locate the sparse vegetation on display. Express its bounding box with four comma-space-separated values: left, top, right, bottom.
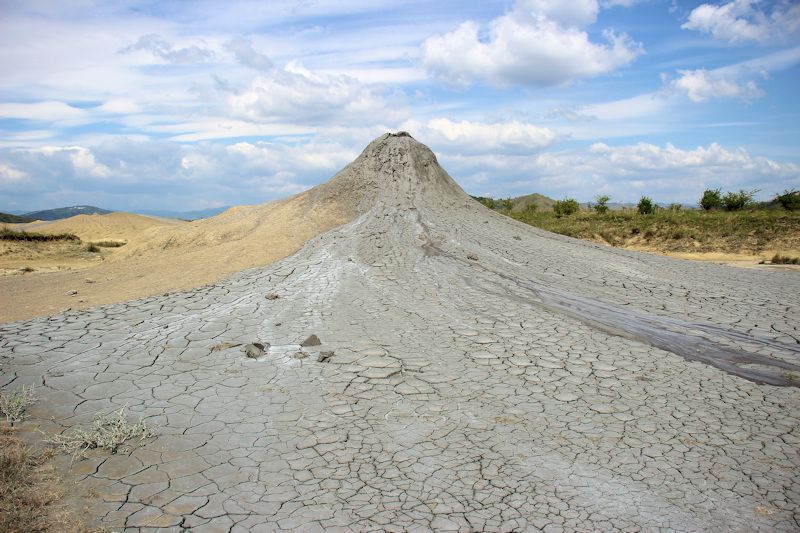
85, 243, 100, 253
722, 189, 756, 211
91, 240, 125, 248
637, 196, 655, 215
0, 426, 99, 533
553, 198, 580, 217
593, 195, 610, 214
700, 188, 723, 211
504, 206, 800, 254
47, 407, 156, 461
0, 227, 79, 242
0, 384, 36, 424
775, 189, 800, 211
771, 253, 800, 265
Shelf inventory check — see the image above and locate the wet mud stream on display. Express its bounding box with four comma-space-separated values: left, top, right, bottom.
423, 235, 800, 387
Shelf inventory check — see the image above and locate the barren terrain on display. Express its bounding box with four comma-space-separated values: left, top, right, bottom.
1, 133, 799, 531
0, 196, 351, 323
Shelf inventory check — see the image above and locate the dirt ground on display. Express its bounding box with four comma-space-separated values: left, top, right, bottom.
625, 247, 800, 270
0, 194, 352, 323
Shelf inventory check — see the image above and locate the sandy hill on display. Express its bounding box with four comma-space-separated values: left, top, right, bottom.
0, 178, 355, 321
13, 211, 185, 242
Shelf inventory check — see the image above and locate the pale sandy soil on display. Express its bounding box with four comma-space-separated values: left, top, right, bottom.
0, 193, 352, 323
1, 212, 185, 275
9, 211, 185, 242
626, 246, 800, 270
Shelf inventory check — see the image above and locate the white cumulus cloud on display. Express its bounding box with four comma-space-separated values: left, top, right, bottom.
421, 0, 643, 87
227, 63, 408, 126
683, 0, 800, 44
669, 68, 764, 102
442, 141, 799, 203
404, 118, 559, 154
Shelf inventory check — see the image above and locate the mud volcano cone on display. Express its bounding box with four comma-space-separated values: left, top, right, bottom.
1, 132, 798, 531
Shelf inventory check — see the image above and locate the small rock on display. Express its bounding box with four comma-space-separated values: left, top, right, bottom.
243, 342, 267, 358
85, 278, 96, 284
292, 351, 310, 360
66, 290, 78, 296
513, 235, 522, 240
466, 253, 478, 261
265, 293, 280, 300
317, 351, 334, 363
300, 334, 321, 347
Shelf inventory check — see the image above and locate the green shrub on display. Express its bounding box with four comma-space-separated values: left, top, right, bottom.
668, 203, 682, 211
722, 189, 756, 211
553, 198, 580, 217
594, 195, 610, 214
523, 202, 537, 214
700, 188, 722, 210
637, 196, 655, 215
775, 189, 800, 211
471, 196, 496, 209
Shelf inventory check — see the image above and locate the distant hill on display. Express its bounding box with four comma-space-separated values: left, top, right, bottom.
134, 207, 230, 220
508, 193, 556, 212
23, 205, 113, 221
0, 212, 35, 223
471, 192, 557, 212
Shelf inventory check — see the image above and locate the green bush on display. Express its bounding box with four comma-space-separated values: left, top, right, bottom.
594, 195, 610, 214
722, 189, 756, 211
553, 198, 580, 217
668, 203, 682, 211
775, 189, 800, 211
700, 188, 722, 210
637, 196, 655, 215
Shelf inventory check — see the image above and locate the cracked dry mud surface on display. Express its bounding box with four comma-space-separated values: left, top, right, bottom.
2, 133, 800, 532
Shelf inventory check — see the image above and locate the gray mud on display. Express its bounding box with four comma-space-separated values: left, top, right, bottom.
2, 133, 799, 532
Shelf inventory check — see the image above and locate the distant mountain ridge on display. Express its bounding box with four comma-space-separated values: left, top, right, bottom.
10, 205, 230, 222
0, 212, 36, 223
23, 205, 112, 220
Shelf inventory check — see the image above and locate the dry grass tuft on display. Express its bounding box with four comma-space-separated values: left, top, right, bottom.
771, 253, 800, 265
0, 384, 36, 424
47, 407, 156, 462
0, 227, 80, 242
0, 426, 100, 532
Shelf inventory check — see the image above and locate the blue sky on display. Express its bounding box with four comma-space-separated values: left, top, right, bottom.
0, 0, 798, 212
